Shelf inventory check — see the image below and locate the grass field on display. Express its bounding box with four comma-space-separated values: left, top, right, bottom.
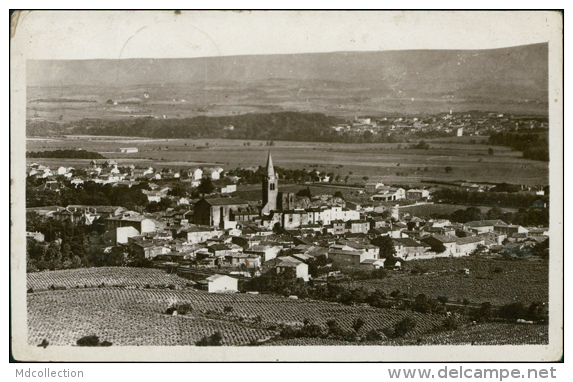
351, 257, 549, 306
26, 136, 549, 186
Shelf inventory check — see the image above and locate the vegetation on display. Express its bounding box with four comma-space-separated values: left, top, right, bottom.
432, 188, 548, 210
27, 149, 104, 159
196, 332, 223, 346
488, 132, 548, 161
27, 267, 190, 290
26, 178, 150, 209
70, 112, 347, 142
76, 335, 112, 347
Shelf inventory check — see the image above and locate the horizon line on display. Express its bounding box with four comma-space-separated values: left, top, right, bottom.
26, 42, 548, 62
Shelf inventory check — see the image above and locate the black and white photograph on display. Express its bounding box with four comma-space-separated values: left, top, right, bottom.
10, 10, 563, 362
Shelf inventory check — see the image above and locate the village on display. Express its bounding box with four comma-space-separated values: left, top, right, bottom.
26, 150, 549, 294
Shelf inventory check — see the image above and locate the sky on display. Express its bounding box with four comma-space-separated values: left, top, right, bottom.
12, 10, 561, 60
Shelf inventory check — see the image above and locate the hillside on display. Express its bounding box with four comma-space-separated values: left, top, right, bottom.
26, 43, 548, 118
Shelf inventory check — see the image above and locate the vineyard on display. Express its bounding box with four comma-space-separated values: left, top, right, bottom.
263, 322, 548, 346
353, 257, 548, 306
28, 287, 547, 346
27, 267, 191, 290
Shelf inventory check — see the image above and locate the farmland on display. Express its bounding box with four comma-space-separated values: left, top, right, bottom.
28, 284, 548, 346
27, 267, 192, 290
351, 257, 549, 306
26, 136, 549, 186
264, 323, 548, 346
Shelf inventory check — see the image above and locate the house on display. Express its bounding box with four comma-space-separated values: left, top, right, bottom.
212, 178, 237, 194
406, 189, 430, 200
364, 182, 384, 193
103, 226, 140, 245
392, 238, 431, 259
179, 225, 223, 244
105, 212, 156, 234
186, 167, 203, 180
493, 224, 529, 237
371, 187, 406, 202
345, 220, 370, 234
26, 231, 45, 242
464, 220, 507, 234
455, 236, 486, 256
206, 274, 238, 293
421, 235, 458, 256
224, 253, 261, 268
129, 240, 172, 259
208, 243, 234, 257
267, 256, 309, 281
334, 239, 379, 258
360, 259, 386, 270
328, 249, 372, 267
282, 210, 311, 229
204, 167, 224, 180
244, 245, 281, 262
330, 220, 346, 235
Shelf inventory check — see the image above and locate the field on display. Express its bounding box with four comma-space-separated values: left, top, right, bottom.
264, 323, 548, 346
26, 267, 548, 346
27, 267, 192, 290
26, 136, 549, 186
398, 203, 519, 217
27, 286, 548, 347
351, 257, 549, 306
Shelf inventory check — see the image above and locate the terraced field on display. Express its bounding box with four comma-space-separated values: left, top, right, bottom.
353, 258, 549, 306
27, 288, 449, 346
266, 323, 548, 346
27, 267, 191, 290
26, 266, 549, 346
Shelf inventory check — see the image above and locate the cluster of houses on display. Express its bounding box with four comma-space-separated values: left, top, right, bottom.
27, 160, 239, 197
331, 111, 548, 137
27, 152, 549, 294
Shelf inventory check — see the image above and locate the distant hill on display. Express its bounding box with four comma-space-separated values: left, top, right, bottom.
26, 43, 548, 116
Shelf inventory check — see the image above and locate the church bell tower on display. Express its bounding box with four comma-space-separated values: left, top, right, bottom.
261, 151, 278, 214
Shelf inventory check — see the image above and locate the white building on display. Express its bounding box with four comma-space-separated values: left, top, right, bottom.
119, 147, 138, 153
206, 274, 238, 293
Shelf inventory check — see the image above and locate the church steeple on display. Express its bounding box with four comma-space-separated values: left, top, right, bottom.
266, 151, 275, 178
261, 151, 278, 214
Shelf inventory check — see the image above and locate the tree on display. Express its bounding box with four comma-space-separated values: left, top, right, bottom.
362, 176, 369, 182
414, 294, 432, 314
333, 191, 344, 199
488, 147, 494, 156
477, 302, 492, 321
445, 166, 453, 173
371, 235, 397, 258
469, 244, 487, 256
197, 177, 214, 195
296, 187, 312, 198
352, 318, 365, 333
393, 317, 416, 338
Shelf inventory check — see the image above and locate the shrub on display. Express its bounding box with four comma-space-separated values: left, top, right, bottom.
365, 330, 383, 341
393, 317, 416, 338
442, 315, 459, 331
76, 335, 112, 347
352, 318, 366, 333
196, 331, 223, 346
